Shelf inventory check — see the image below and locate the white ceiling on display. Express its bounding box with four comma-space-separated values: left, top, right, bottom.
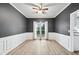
10, 3, 70, 18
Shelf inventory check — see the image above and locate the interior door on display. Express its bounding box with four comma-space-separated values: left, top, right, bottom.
33, 21, 48, 40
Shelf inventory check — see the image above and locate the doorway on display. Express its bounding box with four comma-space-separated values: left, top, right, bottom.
33, 21, 48, 40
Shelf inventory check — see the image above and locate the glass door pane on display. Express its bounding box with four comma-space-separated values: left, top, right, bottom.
41, 23, 45, 37
37, 23, 40, 37
34, 21, 48, 40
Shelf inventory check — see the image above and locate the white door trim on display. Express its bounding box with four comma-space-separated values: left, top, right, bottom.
33, 21, 48, 40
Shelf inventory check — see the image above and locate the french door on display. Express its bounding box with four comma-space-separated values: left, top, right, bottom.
33, 21, 48, 40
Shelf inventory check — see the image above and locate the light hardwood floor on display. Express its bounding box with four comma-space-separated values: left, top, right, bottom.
7, 40, 77, 55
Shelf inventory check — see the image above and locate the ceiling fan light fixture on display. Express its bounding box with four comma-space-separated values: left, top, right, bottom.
33, 9, 47, 14
32, 3, 48, 14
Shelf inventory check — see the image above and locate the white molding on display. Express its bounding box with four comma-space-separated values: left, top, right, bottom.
48, 32, 56, 40
9, 3, 27, 18
54, 3, 71, 18
10, 3, 71, 18
54, 33, 72, 52
0, 32, 33, 55
0, 32, 73, 55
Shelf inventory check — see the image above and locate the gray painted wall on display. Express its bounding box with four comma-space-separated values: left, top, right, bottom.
27, 18, 55, 32
0, 3, 27, 37
1, 3, 79, 37
0, 3, 55, 38
55, 3, 79, 36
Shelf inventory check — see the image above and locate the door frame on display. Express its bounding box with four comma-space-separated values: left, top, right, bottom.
33, 21, 48, 40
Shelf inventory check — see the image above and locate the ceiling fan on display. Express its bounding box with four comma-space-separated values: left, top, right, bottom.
32, 3, 48, 14
25, 3, 49, 14
24, 3, 63, 14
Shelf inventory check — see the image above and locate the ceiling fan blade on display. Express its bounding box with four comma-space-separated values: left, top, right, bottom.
32, 7, 39, 10
24, 3, 40, 8
42, 8, 48, 10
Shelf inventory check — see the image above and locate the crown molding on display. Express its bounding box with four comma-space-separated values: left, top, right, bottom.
54, 3, 71, 18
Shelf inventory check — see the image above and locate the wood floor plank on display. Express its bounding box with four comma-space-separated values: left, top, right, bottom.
7, 40, 77, 55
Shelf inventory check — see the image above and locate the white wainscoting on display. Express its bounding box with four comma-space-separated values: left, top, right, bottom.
74, 35, 79, 51
48, 32, 57, 40
0, 32, 33, 55
48, 32, 71, 52
0, 32, 72, 55
55, 33, 70, 51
